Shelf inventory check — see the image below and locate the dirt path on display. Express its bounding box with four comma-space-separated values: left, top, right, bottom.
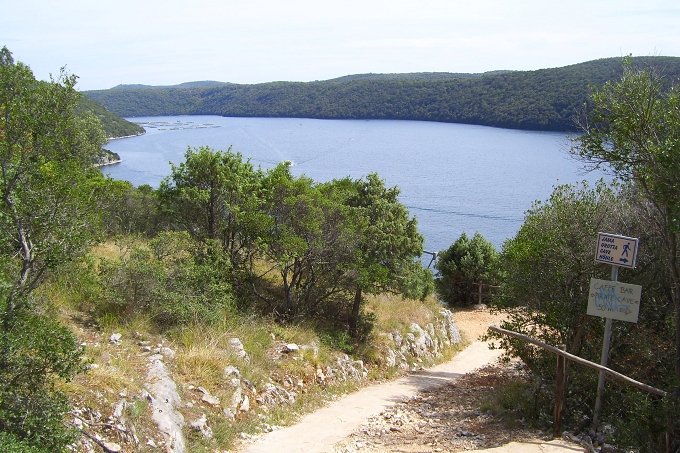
240, 341, 503, 453
239, 308, 583, 453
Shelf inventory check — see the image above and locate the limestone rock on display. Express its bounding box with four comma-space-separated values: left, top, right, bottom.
103, 441, 122, 452
408, 323, 434, 357
229, 337, 249, 360
190, 414, 213, 439
240, 395, 251, 412
230, 385, 243, 410
283, 343, 300, 353
159, 346, 176, 360
109, 333, 122, 345
224, 365, 241, 379
202, 394, 220, 406
316, 367, 326, 383
145, 354, 185, 452
112, 399, 126, 419
223, 407, 236, 420
439, 308, 462, 344
256, 383, 295, 406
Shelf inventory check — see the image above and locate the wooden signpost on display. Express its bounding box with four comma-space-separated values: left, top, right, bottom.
590, 232, 641, 428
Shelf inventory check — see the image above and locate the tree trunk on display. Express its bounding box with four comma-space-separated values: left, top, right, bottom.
282, 271, 293, 317
349, 286, 362, 339
2, 192, 33, 329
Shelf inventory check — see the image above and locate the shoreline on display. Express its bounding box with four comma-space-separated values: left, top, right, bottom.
107, 131, 145, 141
95, 158, 122, 168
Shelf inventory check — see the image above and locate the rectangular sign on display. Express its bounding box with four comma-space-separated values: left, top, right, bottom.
587, 278, 642, 323
595, 232, 639, 269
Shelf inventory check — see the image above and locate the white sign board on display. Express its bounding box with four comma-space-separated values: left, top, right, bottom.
587, 278, 642, 323
595, 232, 639, 269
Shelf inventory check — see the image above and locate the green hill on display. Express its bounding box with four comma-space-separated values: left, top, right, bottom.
85, 57, 680, 131
77, 95, 145, 138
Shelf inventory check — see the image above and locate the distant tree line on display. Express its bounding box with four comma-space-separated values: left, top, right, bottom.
86, 56, 680, 131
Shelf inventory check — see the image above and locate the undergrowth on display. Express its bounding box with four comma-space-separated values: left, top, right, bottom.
35, 239, 460, 451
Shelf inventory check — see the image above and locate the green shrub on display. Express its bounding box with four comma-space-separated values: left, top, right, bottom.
319, 329, 354, 354
0, 431, 45, 453
0, 309, 83, 451
100, 232, 234, 327
436, 232, 499, 306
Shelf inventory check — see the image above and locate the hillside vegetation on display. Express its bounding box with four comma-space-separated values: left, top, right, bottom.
3, 45, 680, 453
77, 95, 145, 138
85, 56, 680, 131
1, 45, 454, 452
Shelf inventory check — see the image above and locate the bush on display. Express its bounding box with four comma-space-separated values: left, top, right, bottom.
100, 232, 234, 327
0, 432, 45, 453
435, 232, 499, 306
0, 309, 83, 450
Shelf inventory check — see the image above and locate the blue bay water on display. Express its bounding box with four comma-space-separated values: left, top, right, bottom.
103, 115, 600, 253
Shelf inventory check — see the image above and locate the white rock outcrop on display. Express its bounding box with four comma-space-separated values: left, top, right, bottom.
144, 353, 185, 452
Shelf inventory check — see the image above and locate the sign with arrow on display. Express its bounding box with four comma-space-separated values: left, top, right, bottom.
594, 232, 639, 269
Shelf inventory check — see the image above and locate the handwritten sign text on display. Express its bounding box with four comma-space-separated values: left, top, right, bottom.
587, 278, 642, 323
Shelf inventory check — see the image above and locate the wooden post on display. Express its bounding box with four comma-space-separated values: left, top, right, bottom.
593, 265, 619, 429
553, 344, 567, 438
478, 280, 483, 305
488, 325, 667, 397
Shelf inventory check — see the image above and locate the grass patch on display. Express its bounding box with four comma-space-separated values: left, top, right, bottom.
175, 341, 232, 388
480, 372, 547, 428
366, 293, 441, 334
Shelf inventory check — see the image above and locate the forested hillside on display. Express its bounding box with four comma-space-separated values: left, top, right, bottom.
77, 95, 144, 138
85, 56, 680, 131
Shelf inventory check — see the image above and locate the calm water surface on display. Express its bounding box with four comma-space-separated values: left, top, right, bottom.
104, 116, 599, 253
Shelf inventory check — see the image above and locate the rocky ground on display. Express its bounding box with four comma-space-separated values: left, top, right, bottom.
332, 363, 552, 453
333, 307, 581, 453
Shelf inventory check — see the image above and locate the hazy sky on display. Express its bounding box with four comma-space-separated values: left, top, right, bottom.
2, 0, 679, 91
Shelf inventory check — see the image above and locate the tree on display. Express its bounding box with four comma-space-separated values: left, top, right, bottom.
346, 173, 425, 338
435, 232, 500, 306
494, 182, 622, 369
259, 164, 357, 316
100, 181, 160, 236
574, 62, 680, 388
159, 146, 268, 274
0, 47, 106, 320
0, 47, 106, 449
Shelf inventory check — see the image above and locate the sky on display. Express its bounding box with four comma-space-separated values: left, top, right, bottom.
2, 0, 680, 91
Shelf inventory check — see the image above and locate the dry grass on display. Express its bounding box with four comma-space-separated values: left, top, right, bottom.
90, 241, 126, 261
175, 341, 234, 388
366, 293, 441, 333
72, 364, 138, 396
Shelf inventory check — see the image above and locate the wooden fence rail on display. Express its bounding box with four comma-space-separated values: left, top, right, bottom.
487, 325, 668, 437
488, 326, 667, 397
